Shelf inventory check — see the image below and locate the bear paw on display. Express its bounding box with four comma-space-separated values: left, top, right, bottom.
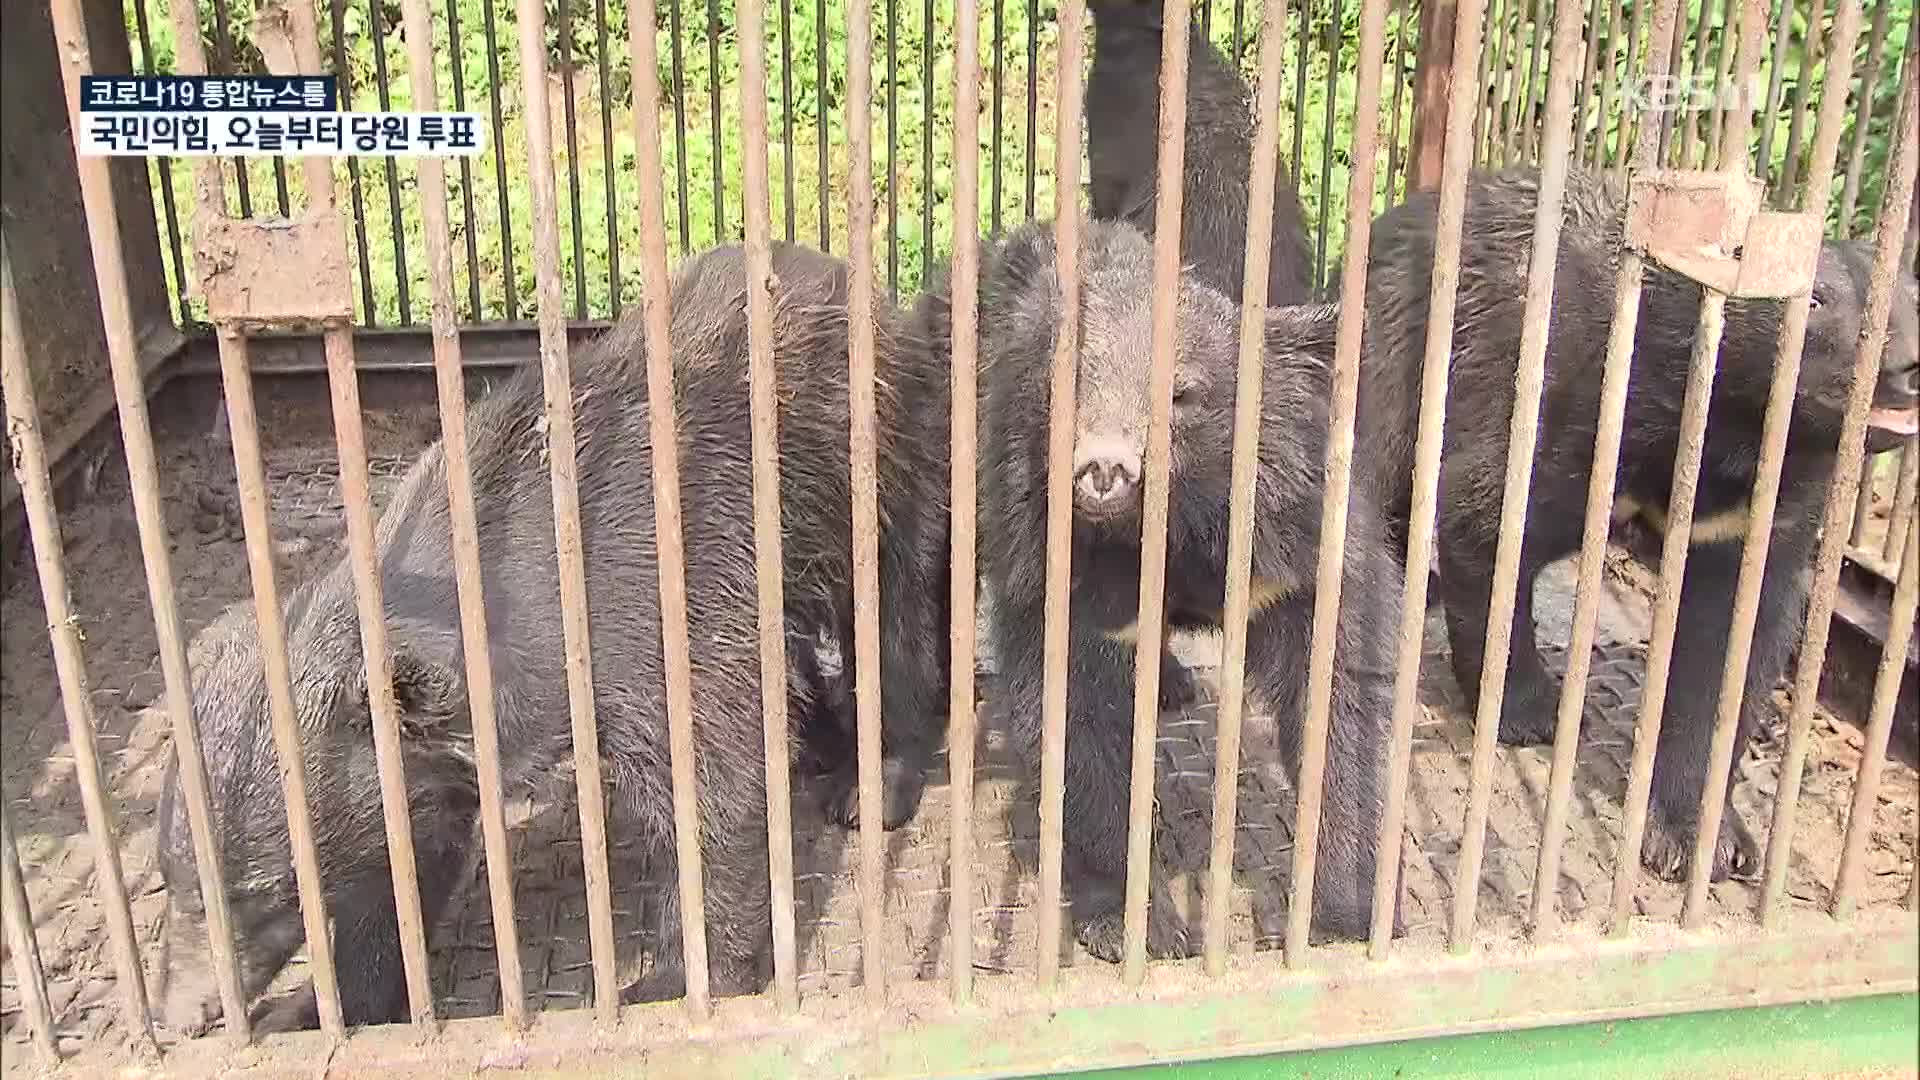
1640, 806, 1762, 884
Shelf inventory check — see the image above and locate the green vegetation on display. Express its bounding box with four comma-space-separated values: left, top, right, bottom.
128, 0, 1913, 329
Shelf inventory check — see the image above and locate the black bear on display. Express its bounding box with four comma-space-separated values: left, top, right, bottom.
152, 240, 952, 1032
1354, 165, 1920, 883
949, 217, 1404, 959
1087, 0, 1316, 308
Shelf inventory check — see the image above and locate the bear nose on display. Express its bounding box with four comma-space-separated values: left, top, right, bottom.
1074, 453, 1139, 511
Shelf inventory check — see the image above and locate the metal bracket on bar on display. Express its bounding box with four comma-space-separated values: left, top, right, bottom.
1625, 170, 1824, 299
192, 211, 355, 329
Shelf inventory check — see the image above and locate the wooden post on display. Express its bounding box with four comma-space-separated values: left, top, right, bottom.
1409, 0, 1460, 191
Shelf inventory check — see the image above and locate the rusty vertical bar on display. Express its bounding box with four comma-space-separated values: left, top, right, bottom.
672, 0, 695, 252
1681, 0, 1861, 929
708, 0, 727, 244
1607, 0, 1765, 927
1611, 0, 1649, 172
1314, 0, 1343, 292
1475, 0, 1503, 162
287, 4, 440, 1025
1520, 0, 1551, 157
1370, 0, 1492, 960
1026, 0, 1041, 222
1852, 453, 1883, 546
781, 0, 798, 242
818, 0, 833, 250
129, 0, 191, 325
1286, 0, 1392, 969
948, 0, 984, 1004
1658, 8, 1687, 164
209, 0, 250, 217
444, 0, 484, 319
365, 0, 413, 324
922, 0, 935, 290
1778, 0, 1828, 198
0, 226, 154, 1052
1531, 0, 1693, 936
515, 0, 623, 1023
166, 0, 345, 1033
844, 0, 890, 1007
992, 0, 1006, 233
1, 806, 57, 1062
1763, 41, 1919, 924
480, 0, 518, 319
596, 0, 623, 316
1037, 0, 1088, 990
1492, 0, 1522, 164
1410, 0, 1459, 190
1755, 0, 1793, 181
1885, 441, 1919, 565
1388, 0, 1411, 198
1703, 0, 1734, 163
736, 0, 800, 1016
626, 0, 720, 1020
559, 0, 589, 317
1594, 0, 1624, 166
888, 0, 902, 299
1713, 0, 1744, 161
1207, 0, 1296, 976
1448, 0, 1584, 953
320, 326, 439, 1026
1120, 0, 1192, 985
394, 0, 527, 1028
1678, 0, 1714, 166
1833, 516, 1920, 916
1296, 0, 1315, 177
1574, 0, 1605, 161
332, 0, 378, 324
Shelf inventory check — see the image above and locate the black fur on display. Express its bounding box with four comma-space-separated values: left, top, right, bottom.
962, 218, 1405, 958
1354, 165, 1920, 884
1086, 0, 1315, 308
153, 241, 953, 1032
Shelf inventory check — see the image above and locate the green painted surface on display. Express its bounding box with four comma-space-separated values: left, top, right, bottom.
1056, 992, 1920, 1080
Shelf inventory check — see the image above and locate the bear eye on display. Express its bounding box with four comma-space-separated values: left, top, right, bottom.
1807, 289, 1825, 310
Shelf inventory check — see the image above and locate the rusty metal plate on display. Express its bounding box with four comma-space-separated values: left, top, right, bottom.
192, 211, 354, 327
1625, 170, 1820, 299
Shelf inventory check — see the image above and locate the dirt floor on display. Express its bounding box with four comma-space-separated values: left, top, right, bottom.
2, 373, 1915, 1072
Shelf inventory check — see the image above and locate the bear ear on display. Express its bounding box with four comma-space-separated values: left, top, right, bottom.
1262, 302, 1342, 367
333, 647, 469, 742
985, 221, 1058, 299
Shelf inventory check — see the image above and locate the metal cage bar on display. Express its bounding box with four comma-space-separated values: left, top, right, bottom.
1886, 439, 1920, 566
1681, 0, 1863, 930
888, 0, 902, 299
1026, 0, 1041, 222
1120, 0, 1193, 985
737, 0, 803, 1015
947, 0, 984, 1007
672, 0, 695, 251
845, 0, 892, 1007
0, 805, 57, 1062
709, 0, 727, 245
54, 0, 335, 1045
480, 0, 518, 319
332, 0, 378, 324
558, 0, 588, 317
1370, 0, 1492, 961
366, 0, 412, 324
1288, 0, 1393, 968
1778, 0, 1829, 199
444, 0, 485, 320
782, 0, 799, 242
1036, 0, 1088, 990
0, 225, 156, 1052
1756, 0, 1794, 177
1206, 0, 1297, 977
128, 0, 192, 325
1705, 0, 1741, 164
1832, 516, 1920, 915
395, 0, 529, 1029
1610, 0, 1649, 173
1528, 0, 1688, 935
1449, 0, 1585, 952
1608, 4, 1762, 923
283, 0, 442, 1023
1837, 0, 1896, 237
596, 0, 623, 316
512, 0, 623, 1022
817, 0, 832, 250
1314, 0, 1343, 292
